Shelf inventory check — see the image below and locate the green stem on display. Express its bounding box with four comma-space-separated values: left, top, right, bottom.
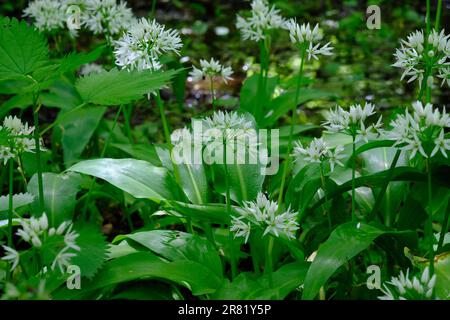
368, 149, 402, 222
155, 91, 172, 148
8, 158, 14, 249
426, 159, 435, 274
209, 76, 216, 112
264, 235, 274, 287
351, 135, 356, 222
277, 47, 306, 205
320, 163, 332, 230
435, 0, 442, 30
150, 0, 157, 18
224, 144, 237, 279
32, 94, 45, 216
437, 202, 449, 249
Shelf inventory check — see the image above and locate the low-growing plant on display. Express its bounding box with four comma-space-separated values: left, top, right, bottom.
0, 0, 449, 301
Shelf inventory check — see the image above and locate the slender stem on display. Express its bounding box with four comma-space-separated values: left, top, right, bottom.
123, 104, 134, 144
426, 159, 435, 274
264, 235, 274, 287
150, 0, 157, 18
40, 103, 87, 136
426, 0, 431, 37
435, 0, 442, 30
277, 47, 306, 205
8, 158, 14, 248
155, 91, 172, 147
16, 155, 28, 188
320, 163, 332, 230
249, 236, 260, 275
32, 94, 45, 216
351, 135, 356, 222
224, 143, 237, 279
81, 105, 123, 220
209, 76, 216, 112
368, 149, 402, 222
437, 202, 449, 249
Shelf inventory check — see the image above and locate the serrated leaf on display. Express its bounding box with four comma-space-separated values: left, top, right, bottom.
0, 17, 48, 81
75, 68, 178, 105
71, 224, 108, 279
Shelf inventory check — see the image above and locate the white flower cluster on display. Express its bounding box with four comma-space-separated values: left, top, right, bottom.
323, 102, 383, 143
79, 63, 105, 76
1, 213, 80, 273
23, 0, 134, 38
82, 0, 134, 36
231, 192, 299, 243
189, 58, 233, 84
23, 0, 69, 33
379, 267, 436, 300
393, 29, 450, 87
236, 0, 286, 42
113, 18, 182, 72
386, 101, 450, 159
202, 111, 257, 145
285, 20, 333, 60
293, 138, 345, 172
0, 116, 38, 165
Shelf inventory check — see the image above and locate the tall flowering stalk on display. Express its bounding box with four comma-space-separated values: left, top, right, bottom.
323, 102, 382, 221
1, 116, 42, 255
386, 100, 449, 272
230, 192, 299, 282
278, 20, 333, 205
236, 0, 285, 121
189, 58, 233, 111
113, 17, 182, 147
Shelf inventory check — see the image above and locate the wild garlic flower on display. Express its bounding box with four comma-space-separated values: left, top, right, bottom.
79, 63, 105, 76
379, 267, 436, 300
202, 111, 257, 145
323, 102, 382, 143
82, 0, 134, 37
393, 29, 450, 87
23, 0, 68, 33
386, 101, 450, 159
236, 0, 285, 42
231, 192, 299, 243
0, 116, 39, 164
293, 138, 345, 172
1, 246, 20, 271
189, 58, 233, 84
113, 18, 182, 72
14, 213, 80, 273
285, 20, 333, 60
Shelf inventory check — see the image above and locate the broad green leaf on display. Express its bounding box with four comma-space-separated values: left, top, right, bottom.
0, 193, 34, 219
111, 282, 177, 300
76, 68, 178, 105
28, 172, 82, 226
239, 74, 278, 123
260, 88, 337, 127
310, 166, 426, 211
118, 230, 222, 278
111, 143, 162, 166
0, 17, 48, 81
176, 163, 210, 204
212, 261, 309, 299
68, 158, 180, 202
71, 224, 108, 279
54, 252, 223, 298
56, 106, 106, 166
212, 163, 265, 204
302, 222, 415, 299
164, 200, 234, 224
